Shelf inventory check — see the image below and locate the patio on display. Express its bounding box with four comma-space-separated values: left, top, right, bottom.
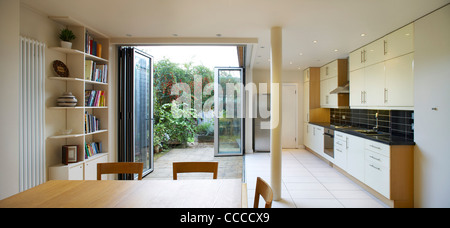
144, 142, 244, 180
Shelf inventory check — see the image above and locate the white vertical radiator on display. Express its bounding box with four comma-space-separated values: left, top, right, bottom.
19, 36, 46, 192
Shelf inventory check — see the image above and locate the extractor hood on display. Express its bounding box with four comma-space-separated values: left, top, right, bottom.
330, 82, 349, 94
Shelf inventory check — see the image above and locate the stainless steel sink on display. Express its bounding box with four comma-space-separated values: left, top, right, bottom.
354, 129, 390, 136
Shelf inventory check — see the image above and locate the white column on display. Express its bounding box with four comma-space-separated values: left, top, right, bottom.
270, 26, 282, 201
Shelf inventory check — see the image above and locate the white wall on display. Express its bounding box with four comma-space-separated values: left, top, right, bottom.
0, 0, 20, 200
251, 69, 304, 148
414, 4, 450, 208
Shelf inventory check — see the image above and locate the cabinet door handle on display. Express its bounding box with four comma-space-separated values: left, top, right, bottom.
361, 91, 363, 104
384, 88, 388, 103
363, 50, 366, 62
346, 137, 349, 149
384, 40, 387, 55
369, 155, 381, 161
370, 144, 381, 150
370, 164, 381, 171
326, 66, 329, 75
361, 51, 363, 63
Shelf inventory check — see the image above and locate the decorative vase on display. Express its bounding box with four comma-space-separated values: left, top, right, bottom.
57, 92, 77, 107
60, 41, 72, 49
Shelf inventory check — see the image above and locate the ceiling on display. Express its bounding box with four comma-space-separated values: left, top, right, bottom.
22, 0, 450, 71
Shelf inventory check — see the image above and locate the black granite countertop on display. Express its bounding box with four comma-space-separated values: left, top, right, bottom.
309, 122, 415, 146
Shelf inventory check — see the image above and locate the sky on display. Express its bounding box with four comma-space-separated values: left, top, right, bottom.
139, 45, 239, 70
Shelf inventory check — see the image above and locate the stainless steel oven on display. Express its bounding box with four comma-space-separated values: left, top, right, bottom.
324, 128, 334, 158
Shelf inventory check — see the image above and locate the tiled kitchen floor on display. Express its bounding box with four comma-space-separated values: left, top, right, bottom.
245, 149, 389, 208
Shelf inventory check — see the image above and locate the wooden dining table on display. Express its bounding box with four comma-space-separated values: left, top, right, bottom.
0, 179, 247, 208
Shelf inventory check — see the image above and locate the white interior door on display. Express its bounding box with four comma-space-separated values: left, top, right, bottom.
281, 84, 298, 148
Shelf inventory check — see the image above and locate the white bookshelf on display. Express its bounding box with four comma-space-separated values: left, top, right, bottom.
47, 16, 110, 180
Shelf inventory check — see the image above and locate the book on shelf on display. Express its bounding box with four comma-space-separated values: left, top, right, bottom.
84, 60, 108, 83
85, 111, 100, 134
85, 30, 102, 58
85, 90, 106, 107
85, 141, 102, 159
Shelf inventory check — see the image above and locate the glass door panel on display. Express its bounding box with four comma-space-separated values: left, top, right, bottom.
214, 68, 244, 156
133, 49, 153, 176
118, 47, 153, 179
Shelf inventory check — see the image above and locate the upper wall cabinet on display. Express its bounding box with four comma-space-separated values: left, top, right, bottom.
349, 23, 414, 110
350, 23, 414, 72
384, 24, 414, 60
320, 59, 349, 109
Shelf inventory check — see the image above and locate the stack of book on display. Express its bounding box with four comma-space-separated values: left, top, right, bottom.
85, 30, 102, 58
85, 142, 102, 159
85, 60, 108, 83
85, 111, 100, 133
85, 90, 106, 107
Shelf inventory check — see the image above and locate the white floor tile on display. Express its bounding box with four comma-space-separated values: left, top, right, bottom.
245, 149, 389, 208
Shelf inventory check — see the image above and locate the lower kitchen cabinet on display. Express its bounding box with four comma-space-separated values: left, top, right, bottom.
345, 134, 366, 181
364, 148, 390, 198
306, 127, 414, 208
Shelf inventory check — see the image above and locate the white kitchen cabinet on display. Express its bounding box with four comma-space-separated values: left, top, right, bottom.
384, 23, 414, 60
349, 23, 414, 109
364, 140, 391, 198
320, 59, 348, 108
349, 47, 365, 72
346, 133, 365, 182
303, 81, 309, 123
333, 132, 347, 170
309, 125, 324, 155
363, 62, 385, 106
364, 38, 386, 67
384, 53, 414, 107
349, 68, 364, 107
304, 124, 310, 148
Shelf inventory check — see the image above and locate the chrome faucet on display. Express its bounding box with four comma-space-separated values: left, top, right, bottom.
373, 112, 379, 132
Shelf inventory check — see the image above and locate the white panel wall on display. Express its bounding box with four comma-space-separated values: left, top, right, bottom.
414, 4, 450, 208
0, 0, 20, 199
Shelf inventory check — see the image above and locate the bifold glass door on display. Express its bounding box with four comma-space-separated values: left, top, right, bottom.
214, 68, 244, 156
118, 47, 153, 179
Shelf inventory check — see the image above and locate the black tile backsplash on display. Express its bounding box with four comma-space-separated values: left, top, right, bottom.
330, 108, 414, 141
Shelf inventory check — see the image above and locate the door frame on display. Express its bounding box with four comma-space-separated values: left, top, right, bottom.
282, 83, 298, 149
214, 67, 245, 156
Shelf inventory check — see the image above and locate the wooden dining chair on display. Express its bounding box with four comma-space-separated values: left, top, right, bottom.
253, 177, 273, 208
97, 162, 144, 180
172, 162, 218, 180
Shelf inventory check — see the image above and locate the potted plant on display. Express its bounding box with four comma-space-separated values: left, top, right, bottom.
58, 28, 76, 49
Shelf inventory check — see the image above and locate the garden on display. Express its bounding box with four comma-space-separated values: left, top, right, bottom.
152, 58, 215, 158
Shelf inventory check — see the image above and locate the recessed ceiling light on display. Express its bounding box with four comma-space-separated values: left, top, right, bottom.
289, 61, 293, 65
361, 33, 367, 37
299, 53, 303, 56
313, 40, 318, 43
334, 49, 339, 52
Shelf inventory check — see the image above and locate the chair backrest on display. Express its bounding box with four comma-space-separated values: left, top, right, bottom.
253, 177, 273, 208
97, 162, 144, 180
172, 162, 218, 180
